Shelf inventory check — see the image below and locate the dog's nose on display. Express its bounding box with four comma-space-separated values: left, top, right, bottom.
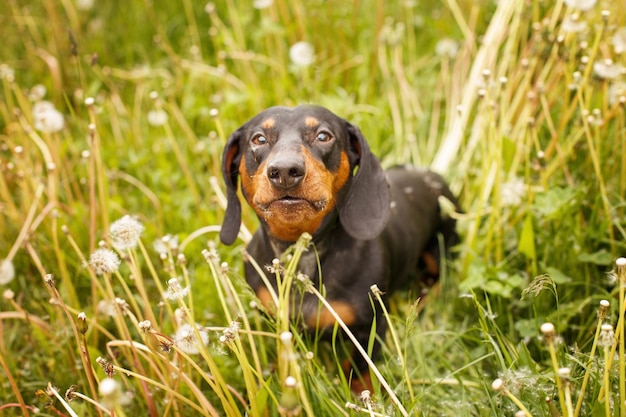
267, 157, 306, 190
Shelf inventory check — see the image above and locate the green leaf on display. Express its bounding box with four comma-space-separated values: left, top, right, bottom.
577, 249, 614, 266
518, 213, 536, 260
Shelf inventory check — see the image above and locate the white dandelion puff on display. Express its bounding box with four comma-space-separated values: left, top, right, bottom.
87, 249, 121, 275
500, 178, 526, 207
561, 14, 587, 33
564, 0, 596, 11
0, 259, 15, 285
253, 0, 273, 8
435, 38, 459, 58
147, 109, 169, 126
174, 323, 209, 354
97, 300, 118, 318
32, 101, 65, 133
109, 215, 144, 251
613, 27, 626, 54
593, 59, 622, 80
153, 234, 179, 255
163, 277, 190, 301
289, 41, 315, 67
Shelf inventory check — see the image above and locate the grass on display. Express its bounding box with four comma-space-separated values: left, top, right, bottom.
1, 0, 626, 415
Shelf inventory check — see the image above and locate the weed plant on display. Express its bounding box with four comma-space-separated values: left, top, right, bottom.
1, 0, 626, 415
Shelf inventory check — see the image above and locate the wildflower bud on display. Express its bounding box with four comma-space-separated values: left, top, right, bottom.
598, 299, 610, 320
305, 351, 314, 360
138, 320, 152, 332
279, 378, 300, 415
220, 262, 228, 274
515, 411, 527, 417
557, 367, 570, 380
285, 376, 297, 388
149, 91, 159, 100
280, 331, 293, 344
177, 254, 186, 265
65, 385, 77, 402
370, 284, 383, 296
77, 312, 88, 334
359, 389, 372, 404
599, 324, 615, 347
540, 322, 555, 344
209, 108, 219, 117
491, 378, 505, 391
3, 289, 15, 300
44, 274, 55, 287
84, 97, 95, 107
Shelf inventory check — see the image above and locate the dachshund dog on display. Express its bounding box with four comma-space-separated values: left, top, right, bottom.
220, 105, 459, 392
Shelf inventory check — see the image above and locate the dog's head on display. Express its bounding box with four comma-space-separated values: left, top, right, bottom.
220, 105, 390, 245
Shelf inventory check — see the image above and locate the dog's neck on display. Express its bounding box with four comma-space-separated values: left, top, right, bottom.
263, 209, 341, 276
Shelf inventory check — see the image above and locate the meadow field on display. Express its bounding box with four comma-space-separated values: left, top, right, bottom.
1, 0, 626, 415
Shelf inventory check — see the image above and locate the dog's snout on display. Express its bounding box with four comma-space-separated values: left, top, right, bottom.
267, 156, 306, 190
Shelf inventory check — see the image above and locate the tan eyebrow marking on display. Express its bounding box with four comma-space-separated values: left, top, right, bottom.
262, 118, 275, 129
305, 116, 319, 128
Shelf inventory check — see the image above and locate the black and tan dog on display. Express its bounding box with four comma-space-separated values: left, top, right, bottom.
220, 105, 459, 392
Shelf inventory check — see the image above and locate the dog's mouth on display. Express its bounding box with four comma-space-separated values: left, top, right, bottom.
259, 195, 328, 211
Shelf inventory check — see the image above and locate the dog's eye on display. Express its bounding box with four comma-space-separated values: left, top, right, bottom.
315, 132, 332, 142
252, 134, 268, 145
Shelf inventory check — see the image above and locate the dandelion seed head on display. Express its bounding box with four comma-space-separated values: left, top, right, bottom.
289, 41, 315, 67
99, 378, 121, 408
561, 14, 587, 33
174, 323, 209, 354
0, 64, 15, 81
87, 248, 121, 275
613, 27, 626, 54
608, 82, 626, 106
163, 277, 190, 301
97, 300, 118, 317
0, 259, 15, 285
593, 59, 622, 80
500, 178, 526, 206
221, 320, 240, 344
599, 324, 614, 347
29, 84, 47, 101
147, 109, 168, 126
139, 320, 152, 332
32, 100, 65, 133
76, 0, 95, 10
253, 0, 273, 8
564, 0, 597, 11
434, 38, 459, 58
153, 234, 179, 255
109, 215, 144, 251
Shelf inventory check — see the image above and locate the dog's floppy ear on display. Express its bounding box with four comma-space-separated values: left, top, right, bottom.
220, 129, 243, 245
339, 123, 390, 240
